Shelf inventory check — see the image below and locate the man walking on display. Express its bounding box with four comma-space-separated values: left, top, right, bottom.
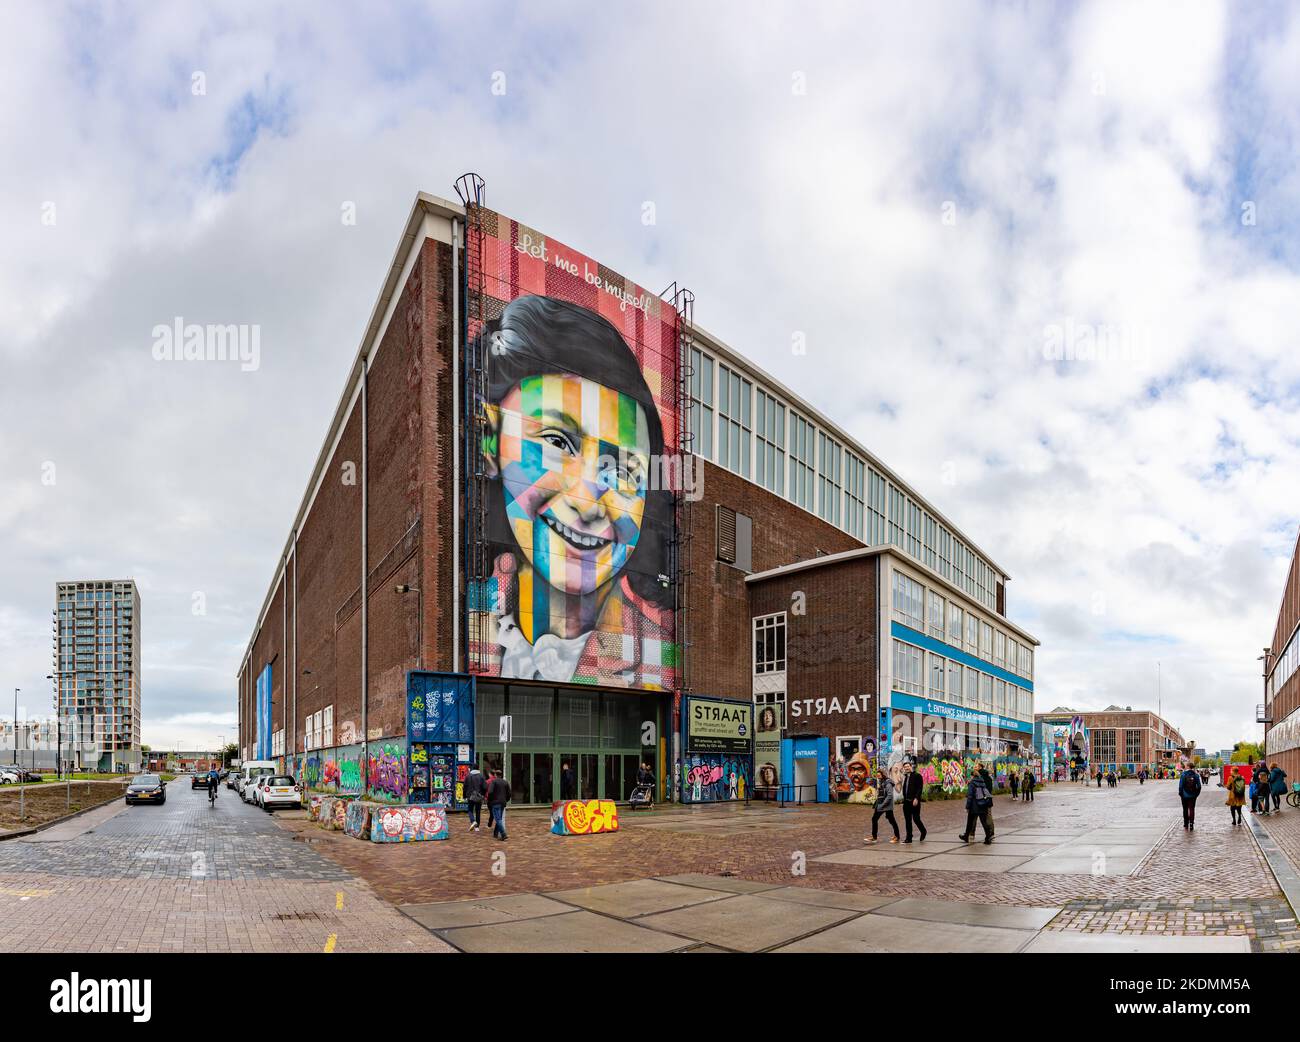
464, 763, 487, 832
1178, 761, 1202, 831
1009, 768, 1019, 801
1022, 768, 1035, 802
900, 760, 927, 843
959, 766, 994, 844
486, 767, 511, 841
1253, 761, 1271, 816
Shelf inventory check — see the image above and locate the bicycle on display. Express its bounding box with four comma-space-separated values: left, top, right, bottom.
208, 785, 218, 807
1287, 782, 1300, 809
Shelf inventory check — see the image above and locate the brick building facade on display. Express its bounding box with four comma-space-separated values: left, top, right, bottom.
1265, 527, 1300, 784
237, 190, 1039, 805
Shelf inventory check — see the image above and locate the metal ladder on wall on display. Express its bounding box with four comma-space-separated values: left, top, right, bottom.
662, 282, 695, 792
455, 172, 490, 676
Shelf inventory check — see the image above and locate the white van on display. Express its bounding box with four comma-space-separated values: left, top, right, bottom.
238, 760, 278, 801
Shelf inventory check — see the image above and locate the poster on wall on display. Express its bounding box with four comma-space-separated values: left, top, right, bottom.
754, 702, 783, 794
682, 696, 754, 803
466, 210, 680, 692
256, 663, 272, 760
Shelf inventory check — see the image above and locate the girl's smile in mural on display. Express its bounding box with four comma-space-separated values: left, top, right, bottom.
489, 373, 651, 598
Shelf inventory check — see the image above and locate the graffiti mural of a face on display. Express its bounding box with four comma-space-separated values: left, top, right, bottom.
491, 374, 651, 597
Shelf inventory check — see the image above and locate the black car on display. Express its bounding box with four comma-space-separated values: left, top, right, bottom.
125, 774, 166, 805
191, 771, 214, 789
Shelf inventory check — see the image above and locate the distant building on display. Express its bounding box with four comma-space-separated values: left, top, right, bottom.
1035, 704, 1187, 775
52, 580, 141, 772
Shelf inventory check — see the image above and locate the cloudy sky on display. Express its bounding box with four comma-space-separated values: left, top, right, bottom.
3, 0, 1298, 753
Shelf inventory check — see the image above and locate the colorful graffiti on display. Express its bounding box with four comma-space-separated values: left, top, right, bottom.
344, 800, 372, 839
465, 211, 680, 692
550, 799, 619, 836
316, 797, 350, 831
367, 744, 409, 802
912, 755, 1027, 794
682, 755, 751, 803
372, 805, 449, 843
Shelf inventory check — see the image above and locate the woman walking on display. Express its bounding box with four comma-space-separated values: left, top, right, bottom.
864, 767, 900, 844
1226, 770, 1246, 826
1009, 769, 1019, 801
1270, 762, 1288, 813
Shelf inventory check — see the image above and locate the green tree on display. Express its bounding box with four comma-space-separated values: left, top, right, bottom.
1230, 741, 1264, 764
219, 742, 238, 767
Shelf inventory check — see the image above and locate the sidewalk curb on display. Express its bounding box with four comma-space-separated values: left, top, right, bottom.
0, 786, 129, 842
1246, 813, 1300, 920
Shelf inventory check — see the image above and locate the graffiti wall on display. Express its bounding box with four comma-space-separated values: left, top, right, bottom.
466, 209, 680, 691
367, 742, 409, 803
910, 753, 1029, 794
682, 755, 752, 803
550, 799, 619, 836
344, 800, 372, 839
371, 805, 449, 843
291, 744, 364, 796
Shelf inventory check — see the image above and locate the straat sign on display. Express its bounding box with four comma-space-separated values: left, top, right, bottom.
686, 698, 752, 753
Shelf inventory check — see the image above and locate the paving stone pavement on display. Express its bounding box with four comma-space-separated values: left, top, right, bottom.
0, 785, 450, 953
280, 778, 1295, 950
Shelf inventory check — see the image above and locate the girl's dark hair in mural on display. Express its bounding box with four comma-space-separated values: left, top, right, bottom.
476, 294, 674, 609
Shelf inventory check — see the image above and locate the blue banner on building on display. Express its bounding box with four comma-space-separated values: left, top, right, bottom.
256, 663, 273, 759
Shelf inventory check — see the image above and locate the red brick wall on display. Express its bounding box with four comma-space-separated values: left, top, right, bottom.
1268, 530, 1300, 783
682, 459, 863, 702
748, 555, 879, 739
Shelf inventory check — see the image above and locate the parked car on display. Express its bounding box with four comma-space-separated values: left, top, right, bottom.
257, 775, 301, 811
2, 766, 41, 783
226, 771, 243, 791
239, 764, 276, 801
0, 768, 21, 785
125, 774, 167, 805
241, 774, 270, 803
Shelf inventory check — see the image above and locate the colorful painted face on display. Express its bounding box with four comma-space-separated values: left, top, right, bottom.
490, 374, 652, 597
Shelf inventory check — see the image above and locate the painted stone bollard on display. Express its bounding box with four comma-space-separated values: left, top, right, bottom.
371, 805, 449, 843
550, 799, 619, 836
344, 800, 374, 839
316, 796, 350, 831
308, 795, 323, 822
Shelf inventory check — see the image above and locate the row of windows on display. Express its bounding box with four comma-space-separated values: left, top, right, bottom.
892, 640, 1033, 721
687, 348, 1003, 611
891, 571, 1033, 679
1268, 627, 1300, 705
305, 705, 334, 751
753, 613, 787, 674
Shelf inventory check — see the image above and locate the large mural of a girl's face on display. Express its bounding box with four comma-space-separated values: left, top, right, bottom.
466, 213, 680, 692
488, 374, 652, 597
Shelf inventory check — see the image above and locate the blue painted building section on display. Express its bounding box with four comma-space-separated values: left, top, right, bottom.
256, 663, 272, 760
780, 735, 830, 803
890, 691, 1033, 735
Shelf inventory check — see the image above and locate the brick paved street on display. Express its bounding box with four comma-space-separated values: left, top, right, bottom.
278, 778, 1300, 951
0, 783, 451, 953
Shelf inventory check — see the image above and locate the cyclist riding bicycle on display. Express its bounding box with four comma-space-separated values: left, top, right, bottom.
207, 766, 220, 803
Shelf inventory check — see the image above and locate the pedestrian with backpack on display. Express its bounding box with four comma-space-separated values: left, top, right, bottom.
1178, 762, 1202, 831
464, 764, 487, 832
486, 767, 511, 840
1225, 770, 1246, 826
959, 766, 994, 844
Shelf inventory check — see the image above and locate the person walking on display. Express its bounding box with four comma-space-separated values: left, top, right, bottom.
1254, 761, 1271, 816
560, 760, 576, 801
1009, 768, 1020, 801
1178, 762, 1202, 831
464, 763, 487, 832
1022, 768, 1036, 802
900, 760, 927, 843
1270, 762, 1288, 813
486, 767, 511, 841
959, 766, 995, 844
1225, 769, 1246, 827
864, 768, 900, 844
1096, 769, 1103, 788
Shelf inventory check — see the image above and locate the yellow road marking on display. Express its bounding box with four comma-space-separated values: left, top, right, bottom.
335, 891, 344, 910
0, 887, 53, 898
324, 933, 337, 953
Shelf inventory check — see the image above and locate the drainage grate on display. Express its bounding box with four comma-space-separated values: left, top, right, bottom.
273, 911, 323, 921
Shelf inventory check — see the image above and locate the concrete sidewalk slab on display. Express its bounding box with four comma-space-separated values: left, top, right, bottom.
637, 893, 859, 952
909, 852, 1033, 872
441, 909, 694, 953
654, 873, 782, 894
774, 913, 1033, 953
400, 893, 573, 929
546, 878, 733, 918
873, 897, 1061, 930
758, 886, 900, 913
812, 847, 930, 867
